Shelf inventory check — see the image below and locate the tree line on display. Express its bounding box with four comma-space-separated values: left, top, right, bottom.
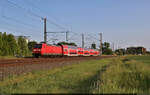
115, 47, 148, 55
5, 32, 147, 57
0, 32, 36, 57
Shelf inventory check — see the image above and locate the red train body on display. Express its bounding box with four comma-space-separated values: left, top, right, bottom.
32, 43, 100, 57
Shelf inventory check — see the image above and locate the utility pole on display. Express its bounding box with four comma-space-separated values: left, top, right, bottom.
82, 33, 84, 48
43, 18, 47, 43
100, 33, 102, 54
112, 42, 114, 52
66, 31, 69, 42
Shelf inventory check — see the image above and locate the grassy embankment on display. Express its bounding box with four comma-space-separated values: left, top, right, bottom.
0, 58, 112, 93
91, 55, 150, 93
0, 55, 33, 59
0, 56, 17, 59
0, 56, 150, 93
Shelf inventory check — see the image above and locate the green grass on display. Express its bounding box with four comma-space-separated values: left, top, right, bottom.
0, 56, 17, 59
91, 56, 150, 93
0, 58, 113, 93
0, 56, 150, 94
127, 55, 150, 64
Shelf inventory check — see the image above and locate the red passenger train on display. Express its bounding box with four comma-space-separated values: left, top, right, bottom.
32, 43, 100, 58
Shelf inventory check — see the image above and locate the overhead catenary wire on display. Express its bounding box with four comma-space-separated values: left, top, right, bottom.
0, 20, 42, 37
7, 0, 69, 30
0, 0, 42, 23
2, 15, 40, 29
46, 19, 67, 31
1, 0, 101, 47
23, 0, 72, 31
5, 0, 42, 19
0, 14, 42, 37
3, 0, 70, 36
68, 32, 81, 40
0, 21, 31, 36
86, 33, 100, 41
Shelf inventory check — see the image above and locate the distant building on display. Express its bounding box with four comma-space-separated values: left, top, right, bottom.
126, 46, 146, 55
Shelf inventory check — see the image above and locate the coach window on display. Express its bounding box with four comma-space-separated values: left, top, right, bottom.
64, 49, 67, 52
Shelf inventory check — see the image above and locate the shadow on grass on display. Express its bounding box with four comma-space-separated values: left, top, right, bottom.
71, 64, 111, 93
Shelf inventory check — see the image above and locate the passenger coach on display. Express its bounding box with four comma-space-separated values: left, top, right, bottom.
32, 43, 100, 58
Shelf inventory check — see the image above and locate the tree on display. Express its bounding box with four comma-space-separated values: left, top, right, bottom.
7, 34, 20, 56
28, 41, 37, 52
103, 42, 110, 48
1, 32, 9, 56
126, 47, 146, 55
57, 41, 77, 46
0, 32, 2, 55
91, 43, 96, 49
18, 36, 29, 56
146, 51, 150, 55
115, 48, 126, 55
102, 42, 113, 55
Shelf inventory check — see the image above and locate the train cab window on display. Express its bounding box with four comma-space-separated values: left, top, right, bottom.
34, 44, 42, 48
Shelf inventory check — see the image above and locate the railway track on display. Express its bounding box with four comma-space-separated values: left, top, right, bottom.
0, 56, 114, 67
0, 56, 115, 80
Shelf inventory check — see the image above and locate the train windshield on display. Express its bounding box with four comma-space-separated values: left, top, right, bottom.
34, 44, 42, 48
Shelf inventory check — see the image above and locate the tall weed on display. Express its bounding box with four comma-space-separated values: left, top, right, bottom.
91, 57, 150, 93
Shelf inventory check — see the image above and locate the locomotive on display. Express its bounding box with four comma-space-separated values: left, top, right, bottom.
32, 43, 100, 58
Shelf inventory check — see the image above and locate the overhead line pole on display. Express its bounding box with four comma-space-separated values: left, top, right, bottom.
100, 33, 102, 54
66, 31, 68, 42
43, 17, 47, 43
82, 33, 84, 48
112, 42, 114, 52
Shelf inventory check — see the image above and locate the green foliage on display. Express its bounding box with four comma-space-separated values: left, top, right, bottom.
91, 56, 150, 93
126, 47, 146, 55
115, 49, 126, 55
102, 42, 113, 55
146, 51, 150, 55
0, 58, 112, 93
28, 41, 37, 52
127, 55, 150, 64
0, 56, 149, 93
0, 32, 32, 57
0, 32, 21, 56
7, 34, 20, 56
17, 36, 30, 56
57, 41, 77, 46
103, 42, 110, 48
91, 43, 96, 49
0, 32, 2, 55
1, 32, 9, 56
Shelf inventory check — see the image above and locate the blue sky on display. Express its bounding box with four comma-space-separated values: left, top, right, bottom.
0, 0, 150, 50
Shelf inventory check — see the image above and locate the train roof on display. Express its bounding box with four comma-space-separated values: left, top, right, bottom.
58, 45, 100, 51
